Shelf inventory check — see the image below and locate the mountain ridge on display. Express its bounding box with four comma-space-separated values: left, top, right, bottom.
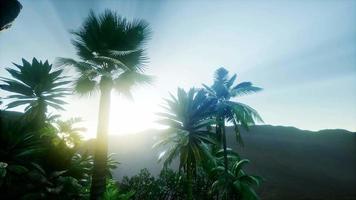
106, 124, 355, 137
99, 124, 355, 200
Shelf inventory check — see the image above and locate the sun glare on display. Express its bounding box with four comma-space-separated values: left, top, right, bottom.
108, 93, 160, 135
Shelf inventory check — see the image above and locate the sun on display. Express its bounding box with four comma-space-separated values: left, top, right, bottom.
108, 93, 160, 135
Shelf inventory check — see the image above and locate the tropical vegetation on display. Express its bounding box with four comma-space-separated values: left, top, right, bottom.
0, 8, 263, 200
155, 88, 216, 200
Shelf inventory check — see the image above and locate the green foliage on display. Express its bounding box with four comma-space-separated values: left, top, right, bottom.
0, 121, 42, 162
203, 67, 263, 144
20, 162, 86, 200
156, 168, 186, 199
211, 158, 263, 200
55, 9, 153, 98
0, 58, 70, 118
120, 169, 160, 200
120, 168, 219, 200
200, 68, 264, 199
0, 110, 91, 199
156, 88, 216, 171
54, 117, 86, 148
104, 179, 135, 200
120, 168, 185, 200
1, 7, 265, 198
0, 64, 264, 199
156, 87, 218, 200
106, 153, 120, 179
67, 152, 93, 186
152, 69, 264, 200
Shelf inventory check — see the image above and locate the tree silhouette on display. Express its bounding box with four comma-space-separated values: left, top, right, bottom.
56, 10, 152, 199
155, 88, 216, 200
203, 67, 263, 199
0, 58, 70, 126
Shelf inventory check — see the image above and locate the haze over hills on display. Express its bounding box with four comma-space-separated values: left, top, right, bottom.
103, 125, 356, 200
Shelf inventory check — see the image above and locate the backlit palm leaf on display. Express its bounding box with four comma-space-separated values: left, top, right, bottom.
0, 58, 70, 117
155, 88, 216, 172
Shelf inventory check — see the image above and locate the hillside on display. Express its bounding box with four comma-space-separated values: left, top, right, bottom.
105, 125, 356, 200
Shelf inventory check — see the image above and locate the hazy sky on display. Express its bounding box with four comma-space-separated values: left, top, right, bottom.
1, 0, 355, 137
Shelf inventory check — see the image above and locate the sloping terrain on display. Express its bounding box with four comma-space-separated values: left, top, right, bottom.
107, 125, 356, 200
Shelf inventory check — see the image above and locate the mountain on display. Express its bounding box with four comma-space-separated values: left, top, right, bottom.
105, 125, 355, 200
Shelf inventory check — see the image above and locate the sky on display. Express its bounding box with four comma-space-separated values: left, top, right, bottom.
0, 0, 355, 138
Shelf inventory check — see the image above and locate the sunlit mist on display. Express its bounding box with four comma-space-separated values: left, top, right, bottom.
109, 94, 160, 136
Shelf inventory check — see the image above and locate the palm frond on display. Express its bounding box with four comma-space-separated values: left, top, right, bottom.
70, 9, 150, 63
227, 101, 264, 125
232, 81, 262, 97
6, 99, 34, 109
92, 55, 130, 71
74, 75, 98, 96
113, 70, 153, 98
155, 87, 217, 175
0, 78, 34, 96
108, 49, 140, 57
1, 58, 70, 113
226, 74, 237, 88
55, 57, 97, 73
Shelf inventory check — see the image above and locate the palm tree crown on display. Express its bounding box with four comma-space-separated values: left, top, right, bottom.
157, 88, 216, 169
203, 67, 263, 144
56, 10, 152, 97
0, 58, 70, 116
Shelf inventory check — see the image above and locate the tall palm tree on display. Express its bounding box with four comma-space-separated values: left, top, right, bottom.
0, 58, 70, 126
56, 10, 152, 199
155, 88, 216, 200
203, 67, 263, 198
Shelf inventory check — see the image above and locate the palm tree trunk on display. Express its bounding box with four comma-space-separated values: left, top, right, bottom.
29, 99, 47, 131
213, 118, 224, 157
221, 120, 229, 200
187, 163, 193, 200
90, 83, 111, 200
221, 120, 228, 173
215, 122, 221, 144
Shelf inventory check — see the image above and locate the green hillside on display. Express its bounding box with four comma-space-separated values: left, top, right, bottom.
107, 125, 356, 200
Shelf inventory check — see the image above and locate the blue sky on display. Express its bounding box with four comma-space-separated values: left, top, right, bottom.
0, 0, 355, 137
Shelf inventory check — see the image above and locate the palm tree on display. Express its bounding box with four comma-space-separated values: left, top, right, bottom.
56, 10, 152, 199
203, 67, 263, 198
155, 88, 216, 200
0, 58, 70, 126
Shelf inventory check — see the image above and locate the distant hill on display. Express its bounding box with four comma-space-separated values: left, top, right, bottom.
100, 125, 356, 200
